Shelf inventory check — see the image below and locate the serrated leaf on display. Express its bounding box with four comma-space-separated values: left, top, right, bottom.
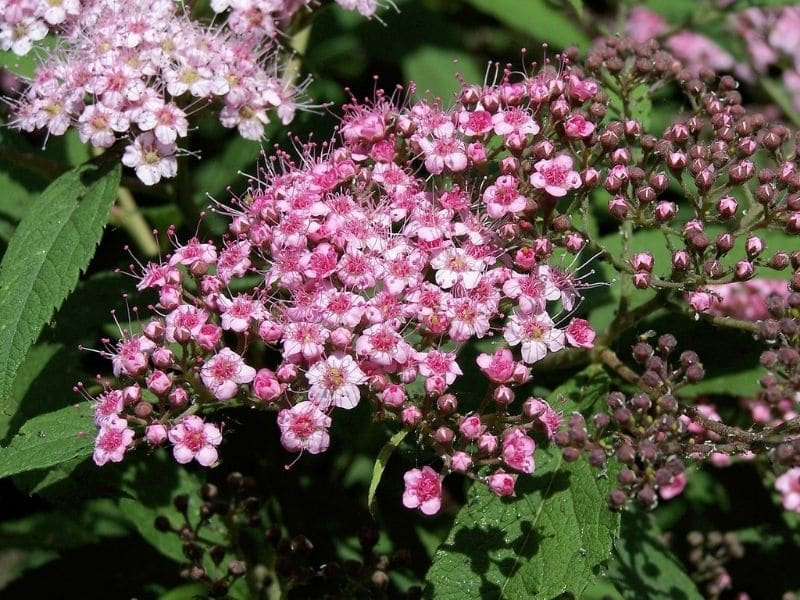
0, 402, 94, 478
0, 163, 120, 415
424, 367, 618, 599
463, 0, 591, 49
369, 429, 409, 514
403, 46, 483, 102
607, 511, 702, 600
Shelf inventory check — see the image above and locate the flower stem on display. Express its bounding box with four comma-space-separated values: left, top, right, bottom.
110, 187, 159, 257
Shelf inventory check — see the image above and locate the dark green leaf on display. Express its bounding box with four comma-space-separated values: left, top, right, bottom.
607, 511, 702, 600
424, 367, 618, 599
0, 163, 120, 415
403, 46, 483, 102
369, 429, 409, 514
0, 402, 94, 478
463, 0, 591, 49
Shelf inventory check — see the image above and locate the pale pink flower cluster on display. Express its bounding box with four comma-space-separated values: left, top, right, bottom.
209, 0, 385, 39
4, 0, 377, 184
776, 467, 800, 512
88, 61, 604, 511
735, 7, 800, 111
0, 0, 80, 55
687, 279, 789, 320
624, 7, 735, 76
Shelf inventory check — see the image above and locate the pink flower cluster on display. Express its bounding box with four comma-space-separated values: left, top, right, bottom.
687, 279, 789, 320
624, 7, 735, 77
3, 0, 380, 185
87, 60, 606, 512
735, 7, 800, 111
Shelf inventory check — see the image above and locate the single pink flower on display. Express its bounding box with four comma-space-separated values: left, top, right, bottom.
565, 318, 596, 349
306, 352, 367, 410
476, 348, 516, 383
93, 417, 135, 466
402, 466, 442, 515
530, 154, 581, 197
200, 348, 256, 401
487, 469, 517, 497
277, 401, 332, 454
168, 415, 222, 466
502, 428, 536, 474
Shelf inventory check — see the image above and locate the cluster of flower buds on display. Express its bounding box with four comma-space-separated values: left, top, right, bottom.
564, 335, 721, 509
689, 278, 790, 320
154, 472, 262, 597
263, 524, 415, 597
3, 0, 384, 184
623, 7, 736, 77
584, 37, 800, 295
81, 47, 629, 512
686, 530, 745, 600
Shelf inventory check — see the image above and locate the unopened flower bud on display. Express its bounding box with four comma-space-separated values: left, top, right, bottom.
672, 250, 691, 271
401, 406, 422, 427
608, 196, 629, 219
716, 195, 737, 219
631, 252, 654, 272
654, 201, 677, 221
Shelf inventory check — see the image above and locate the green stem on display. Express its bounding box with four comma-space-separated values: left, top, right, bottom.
110, 187, 159, 257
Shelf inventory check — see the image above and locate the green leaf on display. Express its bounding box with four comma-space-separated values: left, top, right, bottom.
424, 367, 619, 599
368, 429, 409, 514
0, 402, 95, 478
463, 0, 591, 49
0, 163, 120, 415
607, 511, 702, 600
402, 46, 483, 102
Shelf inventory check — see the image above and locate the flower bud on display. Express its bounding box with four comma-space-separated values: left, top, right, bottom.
631, 252, 654, 272
654, 201, 677, 222
401, 406, 422, 427
437, 393, 458, 414
715, 232, 734, 254
168, 386, 189, 409
493, 385, 515, 405
716, 195, 738, 219
147, 370, 172, 396
477, 433, 498, 454
146, 423, 168, 445
745, 235, 764, 257
434, 426, 454, 445
450, 451, 473, 473
381, 384, 406, 408
564, 232, 585, 253
672, 250, 691, 271
608, 196, 629, 219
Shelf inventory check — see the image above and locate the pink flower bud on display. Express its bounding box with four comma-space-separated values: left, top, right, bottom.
734, 260, 754, 281
143, 320, 165, 341
667, 151, 687, 171
788, 212, 800, 233
151, 347, 174, 369
159, 285, 181, 310
477, 433, 498, 454
147, 370, 172, 396
425, 374, 448, 396
459, 415, 485, 439
500, 156, 519, 174
745, 235, 764, 257
381, 384, 407, 408
582, 168, 600, 188
399, 366, 418, 384
146, 423, 168, 445
631, 252, 654, 272
196, 323, 222, 351
467, 142, 487, 165
253, 368, 282, 402
687, 291, 713, 313
450, 451, 473, 473
401, 405, 423, 427
168, 386, 188, 409
632, 272, 651, 289
122, 384, 141, 405
513, 363, 532, 384
434, 426, 454, 444
330, 327, 352, 349
654, 201, 677, 222
437, 393, 458, 414
608, 196, 629, 219
532, 139, 555, 160
672, 250, 691, 271
493, 385, 515, 405
717, 195, 738, 219
276, 363, 298, 383
564, 232, 585, 253
487, 469, 517, 497
258, 320, 283, 343
532, 237, 552, 258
